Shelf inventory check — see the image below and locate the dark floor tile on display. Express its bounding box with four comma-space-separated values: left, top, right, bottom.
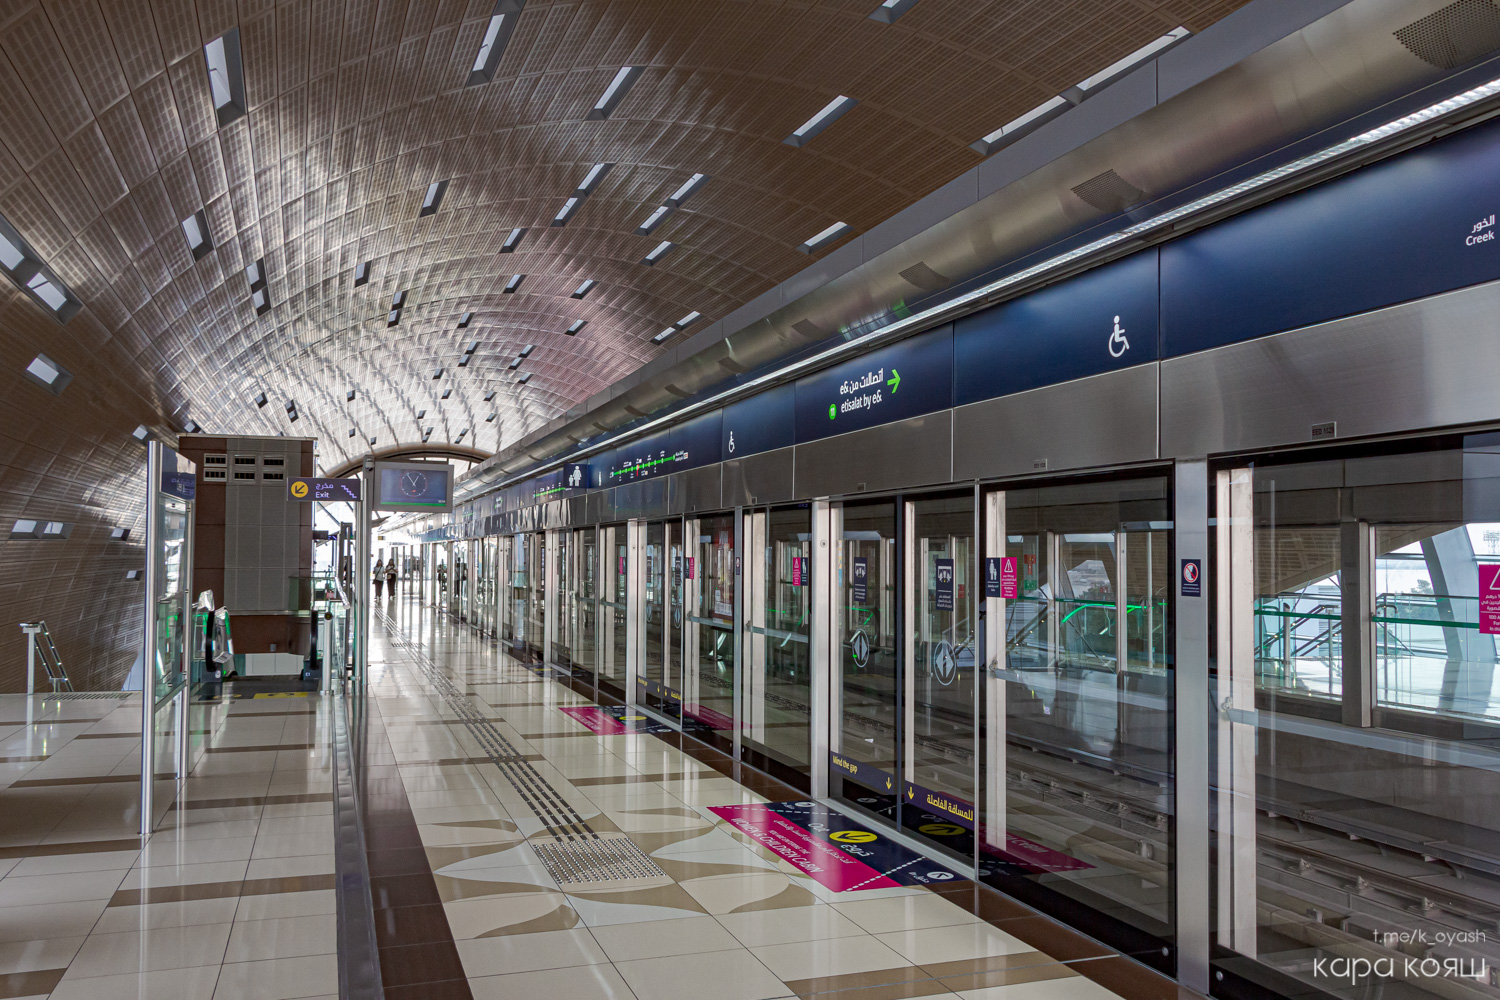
373, 902, 459, 949
367, 847, 436, 876
0, 967, 66, 998
366, 825, 425, 851
378, 940, 469, 988
382, 977, 475, 1000
370, 873, 444, 909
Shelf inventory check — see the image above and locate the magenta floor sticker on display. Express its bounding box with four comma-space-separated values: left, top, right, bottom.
559, 705, 674, 735
709, 800, 964, 891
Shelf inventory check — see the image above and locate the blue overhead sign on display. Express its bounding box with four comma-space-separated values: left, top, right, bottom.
794, 324, 953, 443
1162, 116, 1500, 356
605, 410, 722, 482
722, 383, 795, 460
954, 249, 1158, 406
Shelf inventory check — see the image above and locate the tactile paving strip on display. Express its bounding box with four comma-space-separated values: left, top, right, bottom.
532, 832, 672, 890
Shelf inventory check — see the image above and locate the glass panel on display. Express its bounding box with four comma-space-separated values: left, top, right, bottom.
906, 494, 975, 859
684, 514, 735, 743
831, 500, 899, 816
1213, 443, 1500, 999
984, 476, 1174, 966
153, 497, 189, 703
598, 525, 628, 697
573, 527, 597, 684
553, 531, 571, 668
742, 506, 813, 785
643, 521, 668, 712
527, 533, 545, 659
1255, 526, 1343, 702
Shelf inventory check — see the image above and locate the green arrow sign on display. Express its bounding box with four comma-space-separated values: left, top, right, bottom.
887, 369, 901, 393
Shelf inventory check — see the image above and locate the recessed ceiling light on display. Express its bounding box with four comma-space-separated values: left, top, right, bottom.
369, 436, 377, 446
245, 258, 265, 290
507, 357, 522, 370
347, 389, 356, 401
204, 29, 246, 127
971, 95, 1071, 156
501, 227, 525, 252
387, 310, 400, 327
637, 205, 672, 235
23, 353, 71, 395
486, 413, 496, 422
868, 0, 920, 22
255, 392, 267, 407
577, 162, 614, 195
457, 355, 470, 368
784, 95, 858, 147
518, 344, 534, 358
184, 419, 200, 433
420, 180, 449, 217
348, 428, 357, 437
675, 311, 702, 329
392, 290, 407, 308
182, 211, 213, 259
589, 66, 643, 120
423, 429, 433, 441
458, 311, 474, 328
0, 231, 24, 272
464, 340, 479, 354
252, 287, 269, 314
642, 241, 675, 266
516, 373, 531, 385
456, 428, 468, 441
441, 388, 452, 399
132, 425, 150, 442
553, 196, 580, 226
1075, 27, 1189, 94
468, 3, 523, 86
798, 221, 854, 253
354, 260, 370, 286
651, 327, 675, 344
483, 390, 496, 402
126, 569, 142, 580
571, 279, 596, 299
666, 173, 709, 206
432, 368, 444, 380
565, 320, 586, 335
9, 519, 37, 539
24, 272, 71, 315
504, 273, 524, 293
110, 527, 130, 540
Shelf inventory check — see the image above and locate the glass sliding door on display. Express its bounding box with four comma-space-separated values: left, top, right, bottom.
598, 524, 628, 700
830, 499, 900, 818
982, 474, 1175, 970
683, 513, 735, 751
571, 527, 597, 689
552, 529, 571, 671
742, 504, 813, 789
640, 519, 682, 719
905, 492, 977, 860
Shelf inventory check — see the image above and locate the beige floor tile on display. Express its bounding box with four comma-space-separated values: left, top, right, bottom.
211, 953, 338, 1000
136, 836, 257, 868
469, 962, 638, 1000
716, 904, 870, 947
589, 914, 740, 962
46, 962, 223, 1000
614, 947, 788, 1000
8, 849, 139, 877
454, 927, 607, 977
62, 922, 233, 978
443, 890, 577, 939
833, 893, 986, 935
0, 899, 107, 942
244, 854, 333, 880
233, 889, 336, 922
750, 934, 912, 980
0, 869, 125, 906
957, 977, 1126, 1000
249, 831, 334, 860
93, 897, 240, 933
679, 871, 813, 914
875, 923, 1032, 965
0, 934, 85, 973
117, 860, 247, 890
224, 913, 335, 962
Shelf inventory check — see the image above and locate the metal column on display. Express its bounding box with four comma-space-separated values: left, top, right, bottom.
810, 500, 832, 798
1174, 459, 1210, 992
140, 442, 163, 838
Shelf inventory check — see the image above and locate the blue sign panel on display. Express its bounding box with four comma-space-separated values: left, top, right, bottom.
160, 448, 195, 501
674, 410, 723, 472
954, 249, 1158, 407
563, 463, 589, 489
1162, 118, 1500, 356
794, 324, 953, 443
605, 410, 721, 483
722, 383, 794, 459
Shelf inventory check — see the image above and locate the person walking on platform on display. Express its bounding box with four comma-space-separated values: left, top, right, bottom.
372, 559, 385, 599
386, 561, 397, 598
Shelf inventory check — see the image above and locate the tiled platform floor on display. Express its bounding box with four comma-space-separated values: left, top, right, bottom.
0, 690, 337, 999
366, 595, 1177, 1000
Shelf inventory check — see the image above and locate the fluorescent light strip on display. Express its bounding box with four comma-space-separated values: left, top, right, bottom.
785, 95, 858, 147
458, 311, 473, 327
642, 240, 674, 265
571, 279, 596, 299
799, 221, 853, 253
26, 355, 61, 385
590, 66, 642, 120
476, 74, 1500, 497
0, 232, 23, 271
667, 173, 709, 206
518, 344, 534, 358
504, 273, 524, 293
465, 340, 479, 354
420, 179, 448, 217
974, 95, 1070, 151
1077, 27, 1189, 93
484, 391, 496, 401
675, 311, 701, 328
553, 197, 580, 226
566, 320, 586, 335
26, 273, 67, 310
472, 14, 506, 73
517, 373, 531, 384
637, 205, 671, 234
577, 162, 613, 194
203, 29, 245, 125
869, 0, 920, 22
501, 228, 525, 251
651, 327, 675, 344
486, 413, 497, 422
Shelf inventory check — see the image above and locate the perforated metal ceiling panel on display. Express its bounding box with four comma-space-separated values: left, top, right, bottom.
0, 0, 1251, 688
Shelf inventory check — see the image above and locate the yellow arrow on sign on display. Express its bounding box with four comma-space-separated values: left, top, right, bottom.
289, 480, 309, 498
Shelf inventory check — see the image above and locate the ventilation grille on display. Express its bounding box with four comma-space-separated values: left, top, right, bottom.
1071, 169, 1146, 212
790, 319, 826, 341
532, 834, 672, 890
1396, 0, 1500, 69
897, 261, 950, 292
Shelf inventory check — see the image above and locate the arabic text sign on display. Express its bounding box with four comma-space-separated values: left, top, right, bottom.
1481, 564, 1500, 635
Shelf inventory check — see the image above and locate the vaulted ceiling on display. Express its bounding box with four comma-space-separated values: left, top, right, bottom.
0, 0, 1253, 688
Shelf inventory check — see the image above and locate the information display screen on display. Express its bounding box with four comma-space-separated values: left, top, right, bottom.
372, 461, 453, 512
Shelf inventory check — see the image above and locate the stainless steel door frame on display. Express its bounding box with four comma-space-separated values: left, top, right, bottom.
811, 500, 832, 799
983, 488, 1005, 852
545, 529, 559, 668
1176, 459, 1211, 993
902, 500, 916, 784
626, 519, 643, 707
732, 505, 745, 761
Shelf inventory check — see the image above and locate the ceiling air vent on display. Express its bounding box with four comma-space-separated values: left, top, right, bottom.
623, 404, 649, 418
664, 384, 691, 398
593, 421, 613, 432
718, 357, 749, 374
791, 319, 827, 341
1071, 169, 1146, 213
897, 261, 950, 293
1395, 0, 1500, 69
